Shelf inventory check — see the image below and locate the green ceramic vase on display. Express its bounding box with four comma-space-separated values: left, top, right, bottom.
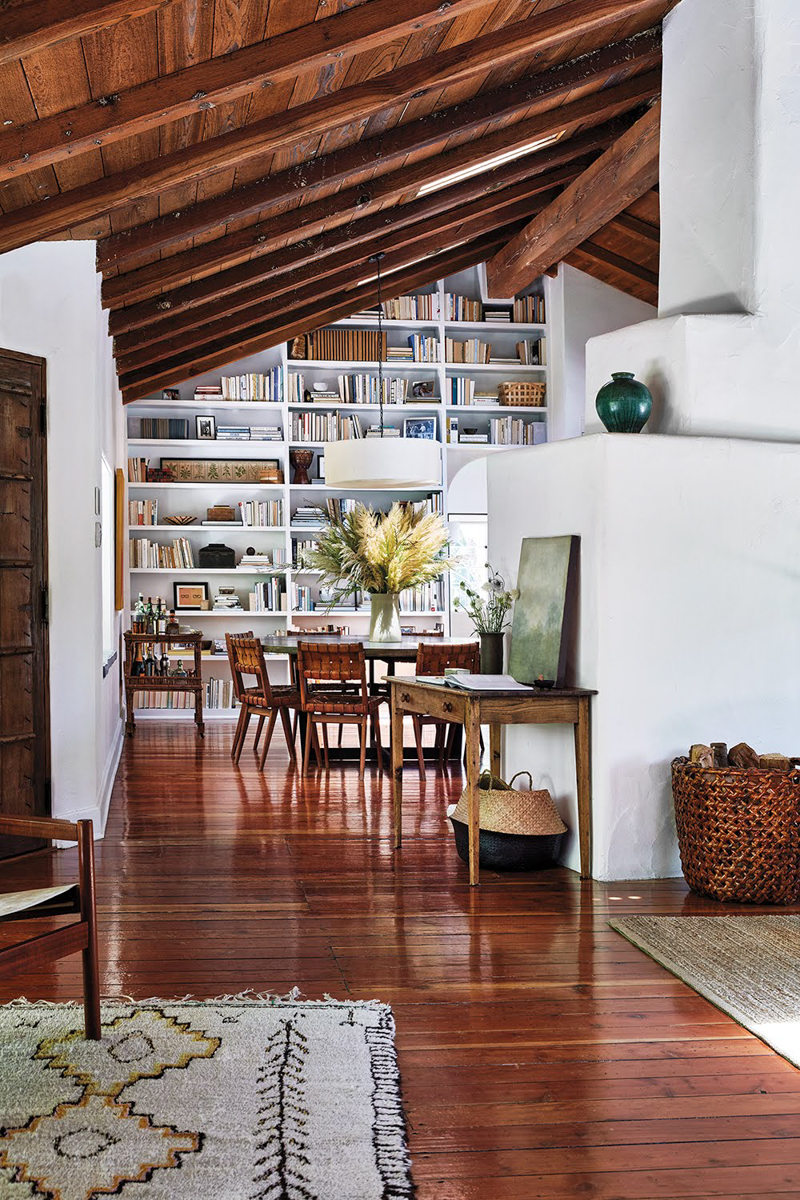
595, 371, 652, 433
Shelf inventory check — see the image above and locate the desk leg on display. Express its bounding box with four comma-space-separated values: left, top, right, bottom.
574, 695, 592, 879
490, 723, 502, 779
465, 699, 482, 886
391, 690, 404, 849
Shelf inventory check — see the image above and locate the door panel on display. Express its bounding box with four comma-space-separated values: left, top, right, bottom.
0, 350, 48, 858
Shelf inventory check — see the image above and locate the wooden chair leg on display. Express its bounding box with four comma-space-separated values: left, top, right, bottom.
253, 714, 265, 753
311, 721, 323, 769
302, 714, 314, 775
412, 714, 426, 779
231, 705, 247, 761
279, 706, 297, 766
337, 724, 344, 748
321, 722, 330, 769
373, 712, 384, 776
78, 821, 101, 1040
258, 708, 278, 771
358, 717, 367, 780
233, 707, 252, 764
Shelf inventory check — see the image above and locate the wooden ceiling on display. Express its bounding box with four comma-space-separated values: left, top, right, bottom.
0, 0, 674, 401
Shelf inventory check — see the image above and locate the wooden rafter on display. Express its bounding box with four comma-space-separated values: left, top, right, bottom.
486, 101, 661, 296
119, 232, 510, 404
97, 31, 662, 271
0, 0, 492, 183
101, 72, 660, 310
0, 0, 667, 254
567, 240, 659, 300
113, 185, 566, 374
610, 211, 660, 248
0, 0, 166, 65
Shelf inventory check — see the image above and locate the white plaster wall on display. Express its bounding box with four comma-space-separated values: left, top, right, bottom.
489, 434, 800, 881
0, 242, 124, 831
548, 265, 656, 441
658, 0, 756, 316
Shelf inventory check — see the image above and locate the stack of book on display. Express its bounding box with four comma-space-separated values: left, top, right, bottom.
129, 499, 158, 525
386, 346, 413, 362
213, 590, 243, 612
221, 369, 281, 401
516, 337, 547, 365
137, 418, 189, 439
307, 328, 385, 362
445, 338, 491, 364
292, 586, 315, 611
337, 375, 408, 404
249, 578, 286, 612
365, 425, 400, 438
408, 334, 439, 362
291, 505, 323, 530
488, 417, 548, 446
513, 295, 546, 323
127, 457, 148, 482
250, 425, 282, 441
482, 304, 513, 324
206, 678, 236, 710
238, 500, 284, 527
458, 427, 490, 445
194, 384, 222, 402
444, 294, 482, 321
130, 537, 194, 569
382, 294, 440, 320
238, 551, 283, 571
216, 425, 250, 441
291, 412, 362, 442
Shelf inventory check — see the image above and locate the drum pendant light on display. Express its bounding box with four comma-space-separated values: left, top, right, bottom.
324, 252, 441, 490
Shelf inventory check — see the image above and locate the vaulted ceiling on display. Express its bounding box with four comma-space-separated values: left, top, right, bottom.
0, 0, 673, 401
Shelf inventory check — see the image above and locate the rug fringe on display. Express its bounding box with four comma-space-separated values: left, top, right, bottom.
0, 988, 389, 1011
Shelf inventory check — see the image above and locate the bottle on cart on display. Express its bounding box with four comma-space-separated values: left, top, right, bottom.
156, 598, 167, 636
172, 658, 187, 679
145, 597, 154, 634
159, 647, 170, 676
144, 644, 157, 676
131, 641, 145, 677
165, 609, 180, 636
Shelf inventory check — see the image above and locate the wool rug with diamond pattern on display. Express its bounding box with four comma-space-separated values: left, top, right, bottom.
0, 997, 414, 1199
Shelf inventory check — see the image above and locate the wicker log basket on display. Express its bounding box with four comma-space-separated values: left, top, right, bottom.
449, 770, 566, 871
672, 756, 800, 904
498, 381, 546, 408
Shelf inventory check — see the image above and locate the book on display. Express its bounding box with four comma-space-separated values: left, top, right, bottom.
444, 674, 534, 692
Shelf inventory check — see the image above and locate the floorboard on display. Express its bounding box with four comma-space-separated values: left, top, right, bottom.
2, 722, 800, 1198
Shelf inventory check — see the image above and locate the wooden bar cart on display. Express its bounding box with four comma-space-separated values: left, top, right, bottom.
123, 630, 205, 737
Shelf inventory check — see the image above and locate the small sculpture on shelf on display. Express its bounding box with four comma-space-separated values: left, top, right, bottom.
290, 448, 314, 486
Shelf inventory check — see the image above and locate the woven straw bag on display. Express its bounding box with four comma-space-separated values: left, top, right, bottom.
672, 756, 800, 903
451, 770, 566, 835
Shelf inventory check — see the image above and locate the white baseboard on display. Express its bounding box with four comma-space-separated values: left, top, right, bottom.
55, 719, 124, 840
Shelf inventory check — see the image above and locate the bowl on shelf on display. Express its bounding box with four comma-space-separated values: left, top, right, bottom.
164, 514, 196, 525
532, 678, 556, 690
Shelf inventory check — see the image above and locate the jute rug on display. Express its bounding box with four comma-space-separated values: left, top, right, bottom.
0, 996, 414, 1199
611, 914, 800, 1067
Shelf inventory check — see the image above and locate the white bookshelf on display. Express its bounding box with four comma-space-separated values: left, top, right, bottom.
125, 265, 550, 716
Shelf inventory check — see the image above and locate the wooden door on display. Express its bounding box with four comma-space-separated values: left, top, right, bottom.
0, 349, 49, 858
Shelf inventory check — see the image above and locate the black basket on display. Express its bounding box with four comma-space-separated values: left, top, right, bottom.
449, 818, 563, 871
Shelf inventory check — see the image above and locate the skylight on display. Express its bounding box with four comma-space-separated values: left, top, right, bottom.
415, 132, 563, 197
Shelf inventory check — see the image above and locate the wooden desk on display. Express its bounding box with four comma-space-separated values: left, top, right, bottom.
388, 678, 596, 886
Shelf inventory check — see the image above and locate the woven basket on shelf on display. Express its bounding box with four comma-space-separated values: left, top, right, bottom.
449, 770, 566, 871
671, 756, 800, 904
499, 381, 546, 408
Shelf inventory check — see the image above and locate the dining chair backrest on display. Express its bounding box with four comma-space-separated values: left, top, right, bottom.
226, 634, 274, 704
297, 641, 369, 710
415, 640, 480, 676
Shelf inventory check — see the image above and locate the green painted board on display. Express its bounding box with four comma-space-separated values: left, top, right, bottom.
508, 535, 578, 686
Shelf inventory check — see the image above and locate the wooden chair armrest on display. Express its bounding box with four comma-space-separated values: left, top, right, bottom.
0, 815, 87, 841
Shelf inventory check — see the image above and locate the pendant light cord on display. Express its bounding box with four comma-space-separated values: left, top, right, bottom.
370, 252, 386, 438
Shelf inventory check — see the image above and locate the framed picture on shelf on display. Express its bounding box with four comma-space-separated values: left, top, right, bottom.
173, 582, 209, 611
161, 458, 279, 483
195, 415, 216, 440
404, 416, 437, 441
411, 381, 435, 398
162, 388, 180, 402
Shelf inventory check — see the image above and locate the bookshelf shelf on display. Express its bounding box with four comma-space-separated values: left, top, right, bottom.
125, 266, 550, 720
128, 525, 287, 532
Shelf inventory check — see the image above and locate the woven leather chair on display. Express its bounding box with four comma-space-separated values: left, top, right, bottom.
413, 640, 480, 778
226, 634, 300, 769
0, 816, 100, 1039
297, 641, 385, 779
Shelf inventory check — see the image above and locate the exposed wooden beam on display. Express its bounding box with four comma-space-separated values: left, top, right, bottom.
0, 0, 491, 183
101, 72, 660, 309
0, 0, 167, 65
565, 246, 658, 304
608, 210, 660, 248
113, 189, 562, 373
486, 100, 661, 296
98, 31, 662, 271
120, 233, 508, 403
0, 0, 667, 253
574, 239, 659, 285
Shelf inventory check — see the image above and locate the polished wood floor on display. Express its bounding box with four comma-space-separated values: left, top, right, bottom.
4, 722, 800, 1197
